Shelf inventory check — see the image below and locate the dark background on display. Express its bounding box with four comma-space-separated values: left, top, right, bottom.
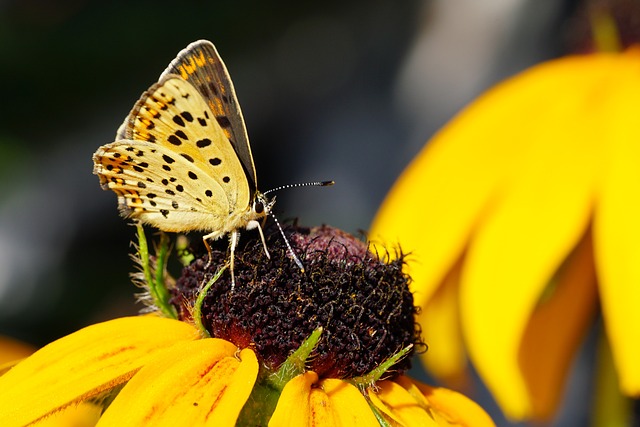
0, 0, 592, 424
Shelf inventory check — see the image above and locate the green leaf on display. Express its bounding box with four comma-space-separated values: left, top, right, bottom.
193, 266, 227, 338
349, 344, 413, 391
237, 328, 324, 426
135, 224, 177, 319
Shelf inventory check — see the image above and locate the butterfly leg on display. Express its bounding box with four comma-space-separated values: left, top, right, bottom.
203, 238, 213, 269
248, 220, 271, 259
202, 230, 224, 269
229, 230, 240, 291
257, 215, 305, 273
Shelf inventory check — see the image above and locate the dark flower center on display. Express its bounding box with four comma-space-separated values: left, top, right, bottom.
171, 224, 423, 380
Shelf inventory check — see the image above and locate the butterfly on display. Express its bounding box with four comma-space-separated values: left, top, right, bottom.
93, 40, 331, 289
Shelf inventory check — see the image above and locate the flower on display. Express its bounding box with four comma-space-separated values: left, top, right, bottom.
0, 225, 495, 426
370, 47, 640, 420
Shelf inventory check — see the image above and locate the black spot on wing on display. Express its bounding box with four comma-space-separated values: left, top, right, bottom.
168, 135, 182, 145
208, 82, 219, 96
196, 138, 211, 148
188, 171, 198, 180
209, 158, 221, 166
172, 115, 185, 127
216, 116, 231, 128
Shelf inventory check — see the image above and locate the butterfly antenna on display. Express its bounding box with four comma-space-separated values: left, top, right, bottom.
269, 212, 305, 272
263, 180, 334, 196
263, 180, 333, 272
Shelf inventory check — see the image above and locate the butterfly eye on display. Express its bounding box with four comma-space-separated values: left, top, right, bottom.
254, 200, 264, 214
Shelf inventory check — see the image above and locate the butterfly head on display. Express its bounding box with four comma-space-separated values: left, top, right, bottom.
253, 192, 276, 218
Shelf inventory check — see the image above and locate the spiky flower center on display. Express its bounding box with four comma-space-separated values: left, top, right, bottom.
171, 225, 422, 379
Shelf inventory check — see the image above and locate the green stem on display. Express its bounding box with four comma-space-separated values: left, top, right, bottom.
350, 344, 413, 391
593, 328, 631, 427
193, 267, 227, 338
136, 223, 154, 295
589, 7, 622, 53
365, 395, 393, 427
265, 327, 323, 390
136, 224, 177, 318
237, 328, 324, 426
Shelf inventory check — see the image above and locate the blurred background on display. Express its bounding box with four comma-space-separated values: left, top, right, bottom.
0, 0, 600, 424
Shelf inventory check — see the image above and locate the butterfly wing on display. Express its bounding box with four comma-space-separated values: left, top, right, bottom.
94, 75, 251, 233
154, 39, 257, 194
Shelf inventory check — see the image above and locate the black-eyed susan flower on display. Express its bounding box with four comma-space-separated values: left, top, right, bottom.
370, 47, 640, 421
0, 224, 494, 426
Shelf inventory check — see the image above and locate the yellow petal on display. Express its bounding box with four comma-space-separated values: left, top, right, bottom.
517, 232, 598, 419
412, 380, 496, 427
97, 339, 257, 427
32, 403, 102, 427
0, 316, 199, 427
320, 379, 379, 426
369, 55, 574, 306
594, 51, 640, 395
416, 261, 467, 386
373, 42, 640, 420
270, 371, 315, 425
457, 54, 617, 419
270, 372, 379, 427
366, 390, 406, 425
371, 380, 439, 426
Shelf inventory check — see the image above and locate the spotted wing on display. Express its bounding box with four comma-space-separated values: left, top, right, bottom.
94, 76, 251, 233
151, 39, 256, 193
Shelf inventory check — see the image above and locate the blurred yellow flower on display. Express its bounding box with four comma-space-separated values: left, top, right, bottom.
371, 47, 640, 420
